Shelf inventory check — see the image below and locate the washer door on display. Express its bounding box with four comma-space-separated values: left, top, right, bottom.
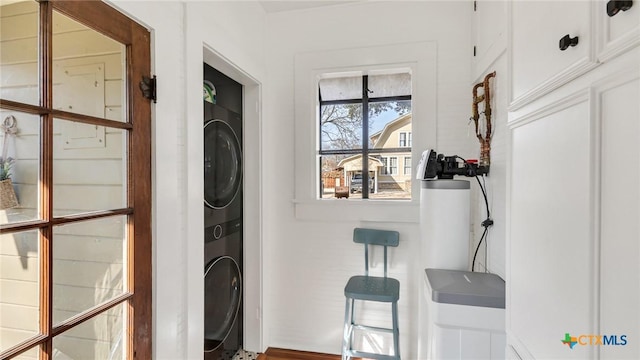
204, 119, 242, 209
204, 256, 242, 352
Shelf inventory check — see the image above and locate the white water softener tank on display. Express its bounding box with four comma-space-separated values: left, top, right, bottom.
420, 179, 470, 270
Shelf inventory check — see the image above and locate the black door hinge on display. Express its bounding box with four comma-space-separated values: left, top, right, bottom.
474, 0, 477, 11
473, 46, 477, 57
139, 75, 157, 103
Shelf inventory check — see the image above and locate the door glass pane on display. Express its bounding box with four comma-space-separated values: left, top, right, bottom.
53, 302, 125, 360
0, 110, 40, 224
11, 346, 39, 360
0, 229, 40, 353
0, 0, 39, 105
53, 119, 126, 216
52, 216, 126, 325
369, 100, 411, 200
52, 10, 126, 122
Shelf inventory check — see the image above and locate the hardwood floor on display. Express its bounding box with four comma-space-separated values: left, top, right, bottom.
257, 347, 349, 360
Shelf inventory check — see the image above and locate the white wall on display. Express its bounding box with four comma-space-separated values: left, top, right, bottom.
470, 53, 508, 279
107, 1, 267, 359
468, 0, 509, 281
263, 2, 473, 357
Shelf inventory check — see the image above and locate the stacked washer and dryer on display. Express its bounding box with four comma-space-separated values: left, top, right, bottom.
203, 64, 244, 360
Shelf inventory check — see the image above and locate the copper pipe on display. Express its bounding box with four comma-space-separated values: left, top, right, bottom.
471, 71, 496, 166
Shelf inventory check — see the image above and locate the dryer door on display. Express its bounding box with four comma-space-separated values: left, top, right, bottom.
204, 256, 242, 352
204, 119, 242, 209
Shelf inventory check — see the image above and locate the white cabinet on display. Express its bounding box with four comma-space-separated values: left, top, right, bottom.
507, 1, 640, 359
507, 55, 640, 359
597, 0, 640, 61
508, 93, 596, 359
472, 0, 508, 81
511, 0, 596, 108
597, 72, 640, 360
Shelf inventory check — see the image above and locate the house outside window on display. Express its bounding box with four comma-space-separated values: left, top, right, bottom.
318, 71, 412, 200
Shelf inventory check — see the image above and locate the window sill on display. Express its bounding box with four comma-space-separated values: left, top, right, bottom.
293, 198, 420, 223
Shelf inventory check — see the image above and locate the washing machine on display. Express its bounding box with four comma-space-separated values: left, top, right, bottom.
203, 65, 243, 359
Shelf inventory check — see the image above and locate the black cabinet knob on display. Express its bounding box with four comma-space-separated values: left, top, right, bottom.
559, 34, 579, 51
607, 0, 633, 17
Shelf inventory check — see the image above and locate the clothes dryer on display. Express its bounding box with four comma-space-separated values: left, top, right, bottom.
204, 102, 242, 232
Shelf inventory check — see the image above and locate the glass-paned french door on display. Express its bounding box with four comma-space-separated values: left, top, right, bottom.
0, 1, 151, 359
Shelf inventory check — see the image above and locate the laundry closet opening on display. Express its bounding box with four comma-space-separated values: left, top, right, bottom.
203, 63, 244, 360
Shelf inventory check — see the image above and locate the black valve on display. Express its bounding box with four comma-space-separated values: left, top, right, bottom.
607, 0, 633, 17
559, 34, 579, 51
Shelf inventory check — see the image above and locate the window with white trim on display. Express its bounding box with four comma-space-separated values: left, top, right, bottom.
387, 156, 398, 175
293, 42, 437, 221
404, 156, 412, 175
318, 72, 411, 200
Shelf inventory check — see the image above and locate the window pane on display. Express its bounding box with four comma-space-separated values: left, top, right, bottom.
10, 346, 39, 360
404, 156, 412, 175
320, 154, 348, 199
52, 216, 126, 325
368, 73, 411, 98
0, 229, 40, 353
320, 104, 363, 150
53, 119, 126, 216
52, 11, 127, 122
389, 157, 398, 174
0, 0, 39, 105
369, 100, 411, 200
53, 302, 125, 360
369, 100, 411, 149
319, 75, 362, 101
0, 110, 40, 224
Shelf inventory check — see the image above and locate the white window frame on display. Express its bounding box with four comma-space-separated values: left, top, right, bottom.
399, 132, 408, 147
404, 156, 412, 175
398, 132, 412, 147
294, 42, 437, 222
380, 157, 389, 175
384, 156, 398, 175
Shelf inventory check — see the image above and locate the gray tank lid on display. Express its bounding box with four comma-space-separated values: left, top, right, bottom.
425, 268, 505, 309
421, 179, 470, 189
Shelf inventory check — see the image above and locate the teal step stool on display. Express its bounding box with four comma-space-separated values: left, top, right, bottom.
342, 228, 400, 360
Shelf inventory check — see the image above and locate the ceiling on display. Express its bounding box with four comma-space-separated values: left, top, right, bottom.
259, 1, 361, 13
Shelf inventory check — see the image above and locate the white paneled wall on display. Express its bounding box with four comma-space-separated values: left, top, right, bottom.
264, 2, 473, 357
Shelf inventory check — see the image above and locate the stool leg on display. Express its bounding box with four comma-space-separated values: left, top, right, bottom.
342, 297, 352, 360
392, 300, 400, 360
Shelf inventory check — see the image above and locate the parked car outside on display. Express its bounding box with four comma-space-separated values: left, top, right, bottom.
350, 173, 374, 193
